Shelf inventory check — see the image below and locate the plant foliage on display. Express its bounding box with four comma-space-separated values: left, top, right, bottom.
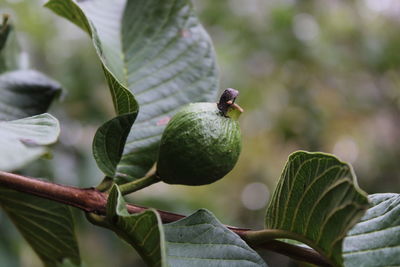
0, 1, 399, 267
46, 0, 219, 183
0, 17, 80, 267
265, 151, 369, 266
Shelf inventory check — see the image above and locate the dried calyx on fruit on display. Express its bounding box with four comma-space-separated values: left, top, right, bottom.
156, 88, 243, 186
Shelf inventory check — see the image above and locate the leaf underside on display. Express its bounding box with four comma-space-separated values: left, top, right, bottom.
107, 186, 266, 267
265, 151, 369, 266
0, 28, 80, 266
164, 209, 267, 267
46, 0, 219, 182
0, 188, 81, 267
0, 105, 79, 267
343, 193, 400, 267
0, 70, 62, 121
0, 113, 60, 172
106, 186, 165, 267
0, 110, 80, 267
0, 113, 79, 266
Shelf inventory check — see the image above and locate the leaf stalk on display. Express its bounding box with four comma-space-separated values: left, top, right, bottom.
118, 173, 161, 195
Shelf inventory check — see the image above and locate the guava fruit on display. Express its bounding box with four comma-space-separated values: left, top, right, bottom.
156, 89, 242, 185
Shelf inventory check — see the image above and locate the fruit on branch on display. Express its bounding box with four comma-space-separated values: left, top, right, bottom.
156, 88, 243, 185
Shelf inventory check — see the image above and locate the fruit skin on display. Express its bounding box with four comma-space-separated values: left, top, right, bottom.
157, 102, 241, 185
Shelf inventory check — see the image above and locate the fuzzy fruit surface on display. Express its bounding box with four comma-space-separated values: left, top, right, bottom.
157, 103, 241, 185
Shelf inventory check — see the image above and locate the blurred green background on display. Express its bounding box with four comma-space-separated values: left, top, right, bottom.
1, 0, 400, 266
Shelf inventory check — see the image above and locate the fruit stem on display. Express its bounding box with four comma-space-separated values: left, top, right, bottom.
96, 176, 114, 192
118, 173, 161, 195
85, 212, 111, 228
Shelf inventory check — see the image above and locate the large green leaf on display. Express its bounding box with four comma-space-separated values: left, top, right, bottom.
0, 113, 60, 171
265, 151, 369, 266
0, 70, 62, 120
107, 186, 266, 267
343, 193, 400, 267
44, 0, 138, 116
164, 209, 267, 267
46, 0, 219, 182
0, 188, 81, 267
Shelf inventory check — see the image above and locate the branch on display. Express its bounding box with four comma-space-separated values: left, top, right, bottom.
0, 171, 107, 213
0, 171, 331, 266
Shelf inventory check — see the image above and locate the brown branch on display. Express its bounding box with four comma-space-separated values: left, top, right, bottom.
0, 171, 107, 213
0, 171, 331, 266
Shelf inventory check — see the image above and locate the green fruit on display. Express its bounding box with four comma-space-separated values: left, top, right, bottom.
156, 90, 242, 185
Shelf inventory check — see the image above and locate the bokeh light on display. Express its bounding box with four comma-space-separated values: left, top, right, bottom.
241, 182, 270, 210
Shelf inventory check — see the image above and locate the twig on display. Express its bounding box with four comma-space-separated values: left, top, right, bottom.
0, 171, 331, 266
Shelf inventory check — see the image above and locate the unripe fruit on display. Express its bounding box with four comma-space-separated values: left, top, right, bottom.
156, 89, 242, 185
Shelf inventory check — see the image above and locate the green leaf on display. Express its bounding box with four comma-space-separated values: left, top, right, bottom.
0, 188, 81, 267
107, 186, 266, 266
46, 0, 219, 182
265, 151, 369, 266
106, 185, 165, 267
0, 25, 78, 266
0, 72, 79, 266
93, 112, 137, 178
0, 113, 60, 171
164, 209, 267, 267
0, 70, 62, 120
343, 193, 400, 267
45, 0, 139, 116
